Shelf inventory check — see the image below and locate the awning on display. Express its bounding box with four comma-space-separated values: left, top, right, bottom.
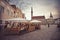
7, 18, 26, 20
2, 18, 28, 22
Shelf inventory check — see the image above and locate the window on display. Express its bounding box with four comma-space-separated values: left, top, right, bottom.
7, 9, 10, 15
0, 20, 2, 24
0, 5, 4, 14
14, 11, 15, 13
7, 9, 12, 16
0, 5, 4, 19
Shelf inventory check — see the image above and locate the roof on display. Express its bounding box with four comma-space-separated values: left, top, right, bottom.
32, 16, 45, 19
11, 5, 16, 9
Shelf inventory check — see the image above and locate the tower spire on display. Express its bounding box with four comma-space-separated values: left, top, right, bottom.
50, 12, 53, 18
31, 7, 33, 20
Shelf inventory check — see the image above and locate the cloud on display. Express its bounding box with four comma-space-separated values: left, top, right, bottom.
9, 0, 59, 20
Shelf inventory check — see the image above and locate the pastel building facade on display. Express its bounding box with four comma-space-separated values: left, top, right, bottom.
0, 0, 25, 23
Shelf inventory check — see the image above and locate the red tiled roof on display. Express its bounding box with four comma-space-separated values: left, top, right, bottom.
32, 16, 45, 19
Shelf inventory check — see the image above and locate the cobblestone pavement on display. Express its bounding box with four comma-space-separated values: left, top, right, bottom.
1, 25, 60, 40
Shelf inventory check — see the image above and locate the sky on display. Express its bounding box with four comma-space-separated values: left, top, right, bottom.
9, 0, 60, 20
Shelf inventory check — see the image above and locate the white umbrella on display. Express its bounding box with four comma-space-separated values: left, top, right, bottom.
30, 20, 41, 23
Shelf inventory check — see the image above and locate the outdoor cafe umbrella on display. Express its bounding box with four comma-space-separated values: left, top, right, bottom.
3, 18, 29, 31
30, 20, 41, 23
29, 20, 41, 26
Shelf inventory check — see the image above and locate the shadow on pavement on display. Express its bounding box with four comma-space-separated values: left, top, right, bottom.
50, 28, 60, 40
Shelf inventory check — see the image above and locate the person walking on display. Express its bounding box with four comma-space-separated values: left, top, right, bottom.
48, 23, 50, 27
